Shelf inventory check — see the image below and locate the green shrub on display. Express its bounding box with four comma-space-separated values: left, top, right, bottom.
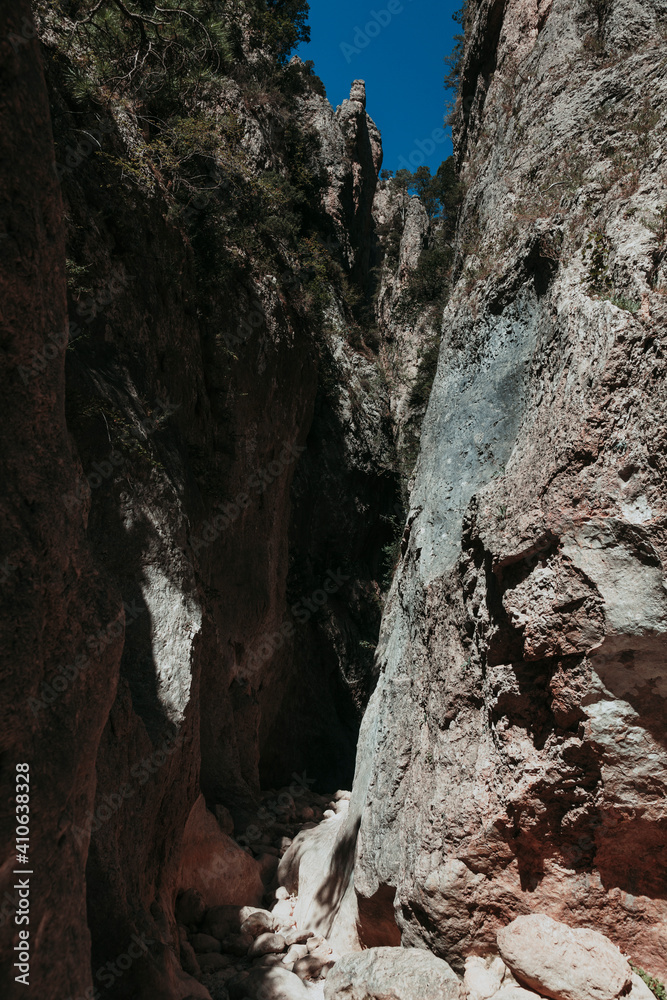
630, 964, 667, 1000
584, 231, 613, 293
608, 296, 640, 313
405, 239, 454, 305
443, 1, 471, 91
409, 336, 441, 409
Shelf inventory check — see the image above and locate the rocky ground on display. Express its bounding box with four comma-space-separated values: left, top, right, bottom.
174, 792, 663, 1000
176, 787, 352, 999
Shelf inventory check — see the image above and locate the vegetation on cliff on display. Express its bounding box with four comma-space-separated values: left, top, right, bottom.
38, 0, 355, 336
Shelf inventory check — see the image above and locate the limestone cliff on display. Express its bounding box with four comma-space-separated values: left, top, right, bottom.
343, 0, 667, 979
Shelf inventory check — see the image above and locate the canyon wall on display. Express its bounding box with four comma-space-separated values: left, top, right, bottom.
343, 0, 667, 979
0, 4, 405, 995
2, 0, 666, 996
0, 4, 124, 998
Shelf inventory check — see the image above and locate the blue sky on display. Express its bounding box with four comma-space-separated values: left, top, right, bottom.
297, 0, 461, 175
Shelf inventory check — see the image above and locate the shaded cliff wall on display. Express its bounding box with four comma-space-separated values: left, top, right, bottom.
0, 5, 123, 999
334, 0, 667, 979
1, 7, 394, 997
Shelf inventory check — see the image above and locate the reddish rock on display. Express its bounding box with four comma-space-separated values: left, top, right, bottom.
0, 5, 122, 998
497, 915, 632, 1000
178, 795, 264, 907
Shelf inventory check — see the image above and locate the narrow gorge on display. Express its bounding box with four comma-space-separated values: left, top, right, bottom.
1, 1, 666, 999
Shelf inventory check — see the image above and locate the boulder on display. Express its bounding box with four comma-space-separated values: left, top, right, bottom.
228, 966, 311, 999
492, 990, 543, 1000
629, 974, 660, 1000
180, 941, 201, 977
255, 954, 290, 969
323, 947, 463, 1000
249, 932, 287, 957
284, 929, 314, 947
203, 904, 255, 937
497, 915, 632, 1000
293, 953, 335, 981
220, 932, 254, 956
176, 888, 207, 928
241, 909, 276, 937
190, 933, 222, 954
465, 956, 506, 1000
307, 936, 331, 955
272, 898, 295, 928
179, 795, 264, 908
198, 952, 235, 973
284, 944, 309, 964
276, 808, 366, 952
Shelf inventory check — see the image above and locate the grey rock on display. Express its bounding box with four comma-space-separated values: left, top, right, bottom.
292, 954, 335, 981
284, 929, 314, 947
339, 0, 667, 978
228, 966, 311, 1000
323, 947, 462, 999
241, 909, 276, 937
248, 932, 288, 957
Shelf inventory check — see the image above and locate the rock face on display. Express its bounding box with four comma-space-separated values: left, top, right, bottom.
229, 966, 311, 1000
497, 914, 632, 1000
0, 5, 123, 999
338, 0, 667, 981
0, 8, 391, 997
323, 946, 463, 1000
178, 796, 264, 907
301, 74, 383, 289
464, 954, 508, 1000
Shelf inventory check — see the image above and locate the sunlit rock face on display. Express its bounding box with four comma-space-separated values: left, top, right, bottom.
341, 0, 667, 978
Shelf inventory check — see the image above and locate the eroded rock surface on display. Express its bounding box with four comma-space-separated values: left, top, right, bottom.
323, 946, 463, 1000
497, 914, 632, 1000
340, 0, 667, 980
